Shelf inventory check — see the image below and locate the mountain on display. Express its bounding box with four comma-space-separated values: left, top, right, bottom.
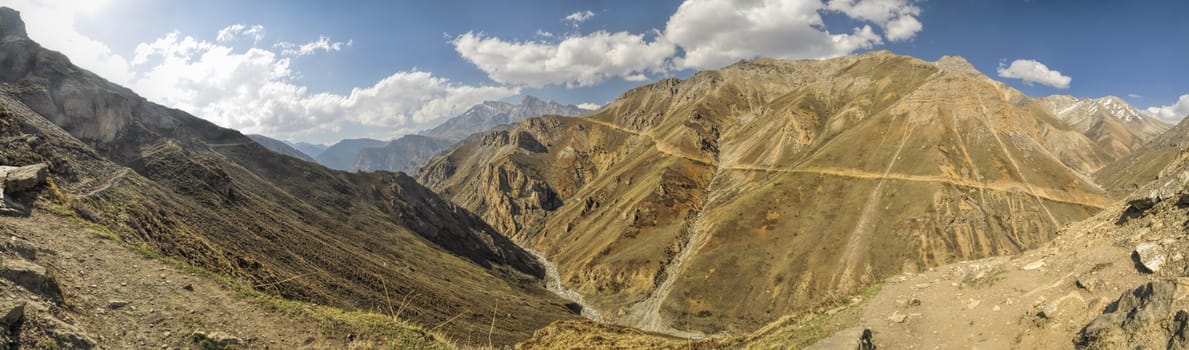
247, 134, 316, 162
1039, 95, 1169, 159
353, 134, 454, 174
315, 96, 590, 174
290, 141, 328, 159
1095, 116, 1189, 196
0, 7, 575, 346
422, 96, 591, 142
420, 51, 1113, 336
522, 123, 1189, 349
314, 138, 385, 170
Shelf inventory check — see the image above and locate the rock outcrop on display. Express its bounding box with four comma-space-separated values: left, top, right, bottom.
1076, 282, 1185, 349
0, 164, 47, 216
1040, 95, 1169, 160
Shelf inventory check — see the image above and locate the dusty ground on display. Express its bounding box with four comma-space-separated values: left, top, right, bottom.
1, 207, 440, 349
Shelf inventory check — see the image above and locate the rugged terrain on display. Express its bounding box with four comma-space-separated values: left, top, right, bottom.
1095, 116, 1189, 198
0, 7, 575, 346
1040, 95, 1169, 159
315, 138, 387, 170
421, 51, 1115, 336
516, 118, 1189, 350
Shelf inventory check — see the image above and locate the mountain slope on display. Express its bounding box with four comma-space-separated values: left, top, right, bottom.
314, 138, 386, 170
1039, 95, 1169, 159
247, 134, 316, 162
353, 134, 454, 174
421, 52, 1112, 336
1095, 116, 1189, 196
422, 96, 591, 142
291, 141, 328, 159
0, 7, 575, 345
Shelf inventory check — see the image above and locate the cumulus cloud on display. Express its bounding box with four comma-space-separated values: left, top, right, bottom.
1144, 95, 1189, 123
576, 102, 602, 110
665, 0, 883, 70
128, 33, 515, 140
826, 0, 922, 41
274, 36, 351, 56
452, 31, 676, 88
11, 2, 514, 142
454, 0, 920, 87
216, 24, 264, 43
996, 59, 1071, 89
564, 10, 595, 27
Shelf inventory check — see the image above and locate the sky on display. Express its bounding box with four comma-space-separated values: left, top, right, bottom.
4, 0, 1188, 144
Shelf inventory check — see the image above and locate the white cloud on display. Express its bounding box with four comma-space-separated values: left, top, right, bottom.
216, 24, 264, 43
453, 31, 676, 88
996, 59, 1071, 89
274, 36, 351, 56
535, 29, 554, 38
1144, 95, 1189, 123
564, 10, 595, 27
826, 0, 922, 41
454, 0, 918, 87
1127, 93, 1143, 99
128, 32, 516, 140
9, 2, 514, 143
665, 0, 883, 70
576, 102, 601, 110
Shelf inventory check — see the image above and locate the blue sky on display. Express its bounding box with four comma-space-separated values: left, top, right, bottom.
6, 0, 1189, 144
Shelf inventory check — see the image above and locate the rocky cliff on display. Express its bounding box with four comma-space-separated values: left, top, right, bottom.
421, 51, 1114, 335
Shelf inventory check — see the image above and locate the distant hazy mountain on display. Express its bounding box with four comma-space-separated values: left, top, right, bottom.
290, 141, 329, 159
422, 96, 591, 142
1039, 95, 1170, 158
315, 138, 386, 170
353, 135, 455, 174
316, 96, 590, 173
247, 134, 316, 162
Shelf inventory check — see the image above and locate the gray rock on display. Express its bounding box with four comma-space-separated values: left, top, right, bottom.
1, 164, 47, 193
108, 300, 130, 309
1, 258, 62, 302
192, 331, 243, 347
1076, 281, 1178, 349
0, 301, 25, 347
1134, 242, 1166, 273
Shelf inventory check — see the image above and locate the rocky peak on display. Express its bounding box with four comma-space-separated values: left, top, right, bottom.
0, 7, 27, 40
934, 55, 980, 76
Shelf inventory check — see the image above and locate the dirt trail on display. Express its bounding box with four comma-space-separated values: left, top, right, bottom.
727, 165, 1105, 209
74, 168, 129, 198
0, 211, 373, 349
835, 114, 912, 290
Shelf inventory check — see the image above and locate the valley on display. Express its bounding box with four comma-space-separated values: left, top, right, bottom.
2, 2, 1188, 349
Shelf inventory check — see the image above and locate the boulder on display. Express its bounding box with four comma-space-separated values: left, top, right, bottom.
0, 301, 25, 347
1134, 242, 1166, 273
0, 258, 62, 302
1076, 281, 1178, 349
1, 164, 47, 193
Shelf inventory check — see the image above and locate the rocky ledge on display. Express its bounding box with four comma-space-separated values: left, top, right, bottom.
0, 164, 47, 216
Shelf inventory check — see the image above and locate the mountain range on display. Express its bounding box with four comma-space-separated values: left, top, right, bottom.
252, 96, 590, 175
420, 52, 1125, 335
4, 5, 1189, 348
0, 8, 573, 346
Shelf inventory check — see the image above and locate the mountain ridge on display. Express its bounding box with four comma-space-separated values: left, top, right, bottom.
421, 50, 1113, 335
